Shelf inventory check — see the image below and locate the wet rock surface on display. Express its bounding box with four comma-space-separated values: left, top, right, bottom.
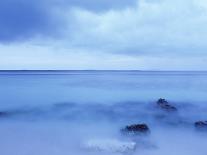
122, 124, 150, 135
157, 98, 177, 112
195, 121, 207, 130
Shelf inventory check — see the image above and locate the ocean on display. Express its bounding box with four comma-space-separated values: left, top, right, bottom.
0, 70, 207, 155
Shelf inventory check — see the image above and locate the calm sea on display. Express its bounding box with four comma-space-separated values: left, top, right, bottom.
0, 70, 207, 155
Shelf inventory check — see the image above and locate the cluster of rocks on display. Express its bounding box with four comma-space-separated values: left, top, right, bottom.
122, 98, 207, 136
82, 98, 207, 154
2, 98, 206, 154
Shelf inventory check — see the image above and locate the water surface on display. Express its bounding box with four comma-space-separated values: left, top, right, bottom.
0, 70, 207, 155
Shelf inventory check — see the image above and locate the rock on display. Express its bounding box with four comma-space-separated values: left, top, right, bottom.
122, 124, 150, 135
157, 98, 177, 112
195, 121, 207, 130
0, 111, 9, 117
83, 138, 136, 154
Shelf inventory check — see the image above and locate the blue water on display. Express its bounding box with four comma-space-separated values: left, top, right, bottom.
0, 71, 207, 155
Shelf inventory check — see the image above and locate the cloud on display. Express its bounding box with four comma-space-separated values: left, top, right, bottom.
0, 0, 207, 69
65, 0, 207, 56
59, 0, 137, 11
0, 41, 207, 70
0, 0, 59, 42
0, 0, 136, 42
0, 43, 147, 70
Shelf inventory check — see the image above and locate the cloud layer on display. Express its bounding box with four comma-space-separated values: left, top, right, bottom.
0, 0, 56, 41
67, 0, 207, 56
0, 0, 207, 69
0, 0, 136, 42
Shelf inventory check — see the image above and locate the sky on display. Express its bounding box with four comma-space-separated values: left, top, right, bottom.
0, 0, 207, 70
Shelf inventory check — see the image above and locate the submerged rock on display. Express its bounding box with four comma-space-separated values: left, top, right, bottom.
0, 111, 9, 117
122, 124, 150, 135
83, 138, 136, 154
157, 98, 177, 112
195, 121, 207, 130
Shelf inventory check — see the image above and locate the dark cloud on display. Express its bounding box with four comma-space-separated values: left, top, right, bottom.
0, 0, 137, 42
0, 0, 59, 42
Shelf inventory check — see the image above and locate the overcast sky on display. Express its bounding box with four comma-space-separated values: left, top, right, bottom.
0, 0, 207, 70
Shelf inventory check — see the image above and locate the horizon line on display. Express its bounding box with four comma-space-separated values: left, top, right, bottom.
0, 70, 207, 72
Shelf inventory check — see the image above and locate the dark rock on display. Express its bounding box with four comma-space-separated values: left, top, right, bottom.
157, 98, 177, 112
195, 121, 207, 130
0, 111, 9, 117
121, 124, 150, 135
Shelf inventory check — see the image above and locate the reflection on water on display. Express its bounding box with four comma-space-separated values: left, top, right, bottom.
0, 71, 207, 155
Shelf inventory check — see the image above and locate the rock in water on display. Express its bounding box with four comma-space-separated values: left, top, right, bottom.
195, 121, 207, 130
0, 111, 9, 118
122, 124, 150, 135
157, 98, 177, 112
83, 138, 136, 154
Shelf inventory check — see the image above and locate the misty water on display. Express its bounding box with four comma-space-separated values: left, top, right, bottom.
0, 70, 207, 155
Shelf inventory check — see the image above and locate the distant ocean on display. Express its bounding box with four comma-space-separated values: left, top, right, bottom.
0, 70, 207, 155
